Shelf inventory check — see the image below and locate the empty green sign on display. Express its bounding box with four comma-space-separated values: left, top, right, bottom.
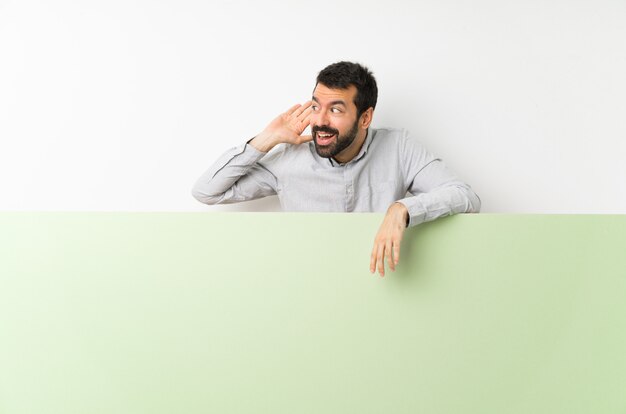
1, 213, 625, 413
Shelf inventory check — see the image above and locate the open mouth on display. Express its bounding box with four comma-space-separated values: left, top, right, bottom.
316, 132, 336, 145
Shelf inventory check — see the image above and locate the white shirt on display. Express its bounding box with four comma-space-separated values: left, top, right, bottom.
192, 127, 481, 227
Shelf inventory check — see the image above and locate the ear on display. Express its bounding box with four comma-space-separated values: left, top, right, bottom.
359, 107, 374, 129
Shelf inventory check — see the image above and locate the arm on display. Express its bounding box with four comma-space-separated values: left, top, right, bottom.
370, 133, 481, 277
395, 158, 482, 228
191, 101, 314, 205
191, 140, 280, 205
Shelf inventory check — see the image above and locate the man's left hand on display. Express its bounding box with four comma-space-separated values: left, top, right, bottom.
370, 202, 409, 277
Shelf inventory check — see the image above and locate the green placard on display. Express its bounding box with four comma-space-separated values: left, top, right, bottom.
1, 213, 625, 413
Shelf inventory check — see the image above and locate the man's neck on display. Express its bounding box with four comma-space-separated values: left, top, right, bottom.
333, 128, 368, 164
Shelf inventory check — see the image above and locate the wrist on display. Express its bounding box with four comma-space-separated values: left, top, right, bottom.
391, 202, 410, 227
249, 131, 278, 153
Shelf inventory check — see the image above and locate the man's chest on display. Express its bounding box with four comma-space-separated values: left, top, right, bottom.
275, 161, 407, 212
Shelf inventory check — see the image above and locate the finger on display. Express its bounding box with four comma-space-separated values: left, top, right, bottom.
386, 240, 394, 271
377, 245, 385, 277
285, 103, 302, 115
297, 134, 313, 144
297, 105, 313, 121
293, 100, 312, 117
393, 240, 401, 266
370, 244, 378, 273
299, 112, 312, 127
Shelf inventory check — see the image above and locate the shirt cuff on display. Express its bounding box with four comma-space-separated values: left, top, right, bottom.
394, 198, 428, 228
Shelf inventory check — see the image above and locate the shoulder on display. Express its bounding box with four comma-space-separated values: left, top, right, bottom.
373, 127, 438, 169
255, 142, 289, 167
371, 127, 421, 151
262, 141, 304, 159
371, 126, 407, 140
258, 141, 310, 168
372, 127, 414, 142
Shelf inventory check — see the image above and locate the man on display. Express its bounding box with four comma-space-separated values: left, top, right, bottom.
192, 61, 481, 277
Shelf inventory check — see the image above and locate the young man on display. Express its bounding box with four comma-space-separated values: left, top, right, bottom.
192, 61, 481, 277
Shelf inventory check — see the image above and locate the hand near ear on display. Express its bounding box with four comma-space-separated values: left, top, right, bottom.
249, 101, 313, 153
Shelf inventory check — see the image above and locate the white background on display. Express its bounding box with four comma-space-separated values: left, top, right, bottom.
1, 0, 625, 213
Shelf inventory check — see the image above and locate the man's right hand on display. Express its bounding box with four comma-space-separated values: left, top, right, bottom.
249, 101, 313, 153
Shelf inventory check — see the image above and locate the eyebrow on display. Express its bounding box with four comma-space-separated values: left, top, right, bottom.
311, 96, 347, 107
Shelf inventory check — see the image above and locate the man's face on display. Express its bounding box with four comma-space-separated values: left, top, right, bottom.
310, 83, 361, 159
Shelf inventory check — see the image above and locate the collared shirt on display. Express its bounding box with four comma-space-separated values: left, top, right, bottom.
192, 127, 481, 227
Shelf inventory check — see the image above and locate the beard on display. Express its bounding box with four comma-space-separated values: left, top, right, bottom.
312, 119, 359, 159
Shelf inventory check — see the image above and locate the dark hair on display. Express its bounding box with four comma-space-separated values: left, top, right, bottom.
315, 61, 378, 119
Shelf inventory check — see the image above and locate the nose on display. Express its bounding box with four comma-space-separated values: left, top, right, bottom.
312, 110, 329, 128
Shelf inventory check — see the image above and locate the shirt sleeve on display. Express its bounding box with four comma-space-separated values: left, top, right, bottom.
191, 139, 281, 205
394, 132, 481, 227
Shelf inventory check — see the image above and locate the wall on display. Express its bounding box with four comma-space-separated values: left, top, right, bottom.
1, 0, 625, 213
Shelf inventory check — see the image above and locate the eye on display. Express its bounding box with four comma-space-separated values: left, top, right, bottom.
331, 107, 342, 113
311, 105, 319, 111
